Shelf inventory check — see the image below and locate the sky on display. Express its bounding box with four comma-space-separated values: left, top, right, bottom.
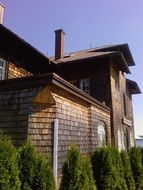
1, 0, 143, 137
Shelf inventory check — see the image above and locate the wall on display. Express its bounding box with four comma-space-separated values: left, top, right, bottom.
50, 87, 111, 179
110, 64, 134, 149
8, 62, 32, 79
58, 59, 111, 107
0, 83, 111, 180
0, 88, 38, 146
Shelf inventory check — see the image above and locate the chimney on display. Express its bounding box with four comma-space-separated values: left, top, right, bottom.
0, 2, 5, 24
55, 29, 65, 60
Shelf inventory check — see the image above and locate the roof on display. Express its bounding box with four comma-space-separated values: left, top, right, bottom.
0, 73, 110, 112
51, 47, 131, 74
51, 43, 135, 66
126, 79, 141, 94
0, 24, 50, 74
90, 43, 135, 66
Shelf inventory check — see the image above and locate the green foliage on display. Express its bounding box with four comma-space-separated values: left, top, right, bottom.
129, 147, 143, 190
91, 146, 127, 190
0, 134, 21, 190
121, 151, 135, 190
60, 145, 96, 190
140, 147, 143, 165
32, 153, 55, 190
81, 156, 96, 190
18, 141, 55, 190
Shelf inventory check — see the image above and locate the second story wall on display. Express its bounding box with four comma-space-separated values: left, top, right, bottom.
110, 63, 134, 149
57, 58, 112, 107
0, 57, 33, 80
8, 62, 32, 79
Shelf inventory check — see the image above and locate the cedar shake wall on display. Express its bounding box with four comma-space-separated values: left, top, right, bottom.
8, 62, 32, 79
58, 60, 111, 107
28, 104, 56, 156
0, 84, 111, 178
110, 64, 134, 148
0, 88, 39, 146
52, 93, 111, 177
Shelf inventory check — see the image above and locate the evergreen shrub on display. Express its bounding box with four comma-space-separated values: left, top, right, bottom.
60, 145, 96, 190
121, 150, 135, 190
18, 141, 55, 190
91, 146, 127, 190
0, 134, 21, 190
129, 147, 143, 190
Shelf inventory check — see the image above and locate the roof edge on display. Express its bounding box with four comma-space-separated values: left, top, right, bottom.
0, 73, 111, 112
126, 79, 141, 94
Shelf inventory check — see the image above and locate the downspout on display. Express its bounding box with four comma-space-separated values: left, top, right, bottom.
53, 118, 59, 186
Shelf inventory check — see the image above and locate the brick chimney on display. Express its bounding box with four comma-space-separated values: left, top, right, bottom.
55, 29, 65, 60
0, 2, 5, 24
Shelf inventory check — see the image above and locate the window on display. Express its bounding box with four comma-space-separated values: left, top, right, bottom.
0, 58, 6, 80
98, 121, 106, 147
123, 93, 127, 116
80, 79, 90, 94
130, 131, 135, 147
118, 129, 125, 151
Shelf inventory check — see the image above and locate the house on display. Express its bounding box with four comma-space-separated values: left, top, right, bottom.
0, 3, 141, 183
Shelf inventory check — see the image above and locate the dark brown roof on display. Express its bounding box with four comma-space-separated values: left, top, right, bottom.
91, 43, 135, 66
126, 79, 141, 94
0, 24, 50, 74
51, 51, 115, 63
0, 73, 110, 112
51, 49, 131, 74
51, 43, 135, 66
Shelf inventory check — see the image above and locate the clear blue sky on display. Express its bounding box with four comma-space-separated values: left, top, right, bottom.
1, 0, 143, 137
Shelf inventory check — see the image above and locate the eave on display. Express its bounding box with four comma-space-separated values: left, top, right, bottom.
0, 73, 111, 113
0, 24, 51, 74
126, 79, 141, 94
93, 43, 135, 66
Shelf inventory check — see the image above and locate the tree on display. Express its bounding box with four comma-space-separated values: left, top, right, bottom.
18, 141, 55, 190
60, 145, 96, 190
121, 151, 135, 190
91, 147, 127, 190
0, 134, 21, 190
129, 147, 143, 190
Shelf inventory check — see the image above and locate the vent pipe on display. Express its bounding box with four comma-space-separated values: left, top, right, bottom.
0, 2, 5, 24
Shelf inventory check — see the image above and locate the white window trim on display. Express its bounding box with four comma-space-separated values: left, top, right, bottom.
98, 121, 106, 147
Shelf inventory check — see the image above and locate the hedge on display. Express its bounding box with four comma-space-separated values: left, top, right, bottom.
121, 150, 135, 190
18, 141, 55, 190
129, 147, 143, 190
91, 147, 128, 190
60, 145, 96, 190
0, 134, 21, 190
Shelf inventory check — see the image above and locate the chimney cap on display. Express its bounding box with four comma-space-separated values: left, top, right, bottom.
55, 29, 66, 35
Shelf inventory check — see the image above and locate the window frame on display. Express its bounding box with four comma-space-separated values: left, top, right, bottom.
80, 78, 90, 94
0, 58, 7, 80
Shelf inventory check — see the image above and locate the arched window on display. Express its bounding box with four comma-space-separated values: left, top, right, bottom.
98, 121, 106, 147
